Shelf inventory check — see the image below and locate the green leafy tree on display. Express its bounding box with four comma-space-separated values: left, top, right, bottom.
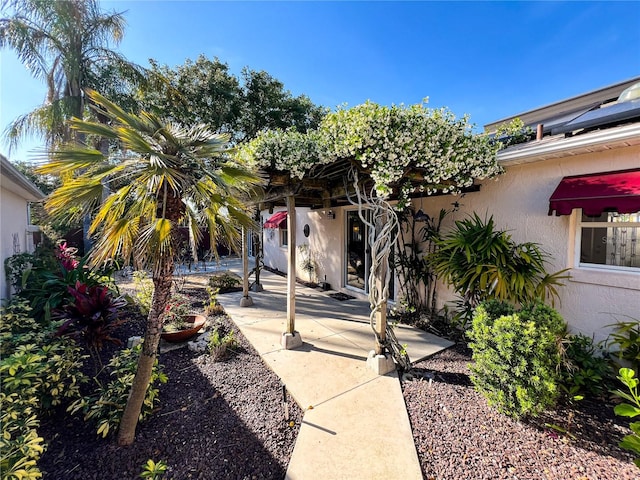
38, 89, 262, 445
138, 55, 326, 143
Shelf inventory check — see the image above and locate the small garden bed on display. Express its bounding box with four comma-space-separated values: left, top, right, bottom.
403, 343, 638, 480
38, 308, 302, 479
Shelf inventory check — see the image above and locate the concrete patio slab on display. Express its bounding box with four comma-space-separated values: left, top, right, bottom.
215, 262, 453, 480
286, 372, 423, 480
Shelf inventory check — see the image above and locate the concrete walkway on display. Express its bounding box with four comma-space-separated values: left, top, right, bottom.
216, 265, 453, 480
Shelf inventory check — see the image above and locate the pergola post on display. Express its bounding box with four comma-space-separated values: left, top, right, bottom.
374, 259, 387, 356
366, 206, 396, 375
252, 210, 263, 292
240, 227, 253, 307
281, 194, 302, 349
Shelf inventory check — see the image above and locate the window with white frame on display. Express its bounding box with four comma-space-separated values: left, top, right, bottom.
577, 210, 640, 271
280, 226, 288, 247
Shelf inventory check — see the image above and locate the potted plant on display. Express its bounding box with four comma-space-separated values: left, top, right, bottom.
160, 293, 206, 343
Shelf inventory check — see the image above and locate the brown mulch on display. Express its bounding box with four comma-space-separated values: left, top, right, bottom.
403, 343, 639, 480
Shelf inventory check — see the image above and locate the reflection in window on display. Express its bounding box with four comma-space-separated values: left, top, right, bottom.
579, 211, 639, 269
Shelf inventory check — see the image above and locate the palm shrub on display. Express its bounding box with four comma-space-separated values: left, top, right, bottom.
468, 300, 567, 418
38, 89, 261, 445
427, 213, 569, 328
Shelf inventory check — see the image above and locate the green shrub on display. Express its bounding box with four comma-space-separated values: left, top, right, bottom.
605, 319, 640, 373
612, 368, 640, 468
560, 333, 614, 399
133, 270, 154, 316
468, 300, 566, 418
69, 344, 168, 438
0, 302, 87, 480
140, 459, 168, 479
208, 273, 240, 293
208, 323, 238, 361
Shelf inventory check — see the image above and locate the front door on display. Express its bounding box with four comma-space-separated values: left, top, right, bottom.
345, 210, 396, 299
346, 210, 368, 291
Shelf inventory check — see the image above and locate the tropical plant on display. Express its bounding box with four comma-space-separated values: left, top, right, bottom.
140, 459, 168, 480
427, 213, 569, 325
55, 281, 127, 353
0, 299, 87, 479
10, 242, 118, 323
559, 333, 614, 399
68, 344, 167, 438
394, 207, 449, 316
612, 368, 640, 468
0, 0, 142, 151
468, 300, 567, 418
38, 89, 262, 445
605, 318, 640, 373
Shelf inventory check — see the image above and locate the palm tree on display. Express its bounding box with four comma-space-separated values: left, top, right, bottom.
0, 0, 142, 150
39, 89, 263, 445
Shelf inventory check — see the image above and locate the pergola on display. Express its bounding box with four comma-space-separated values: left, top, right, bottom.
234, 102, 502, 374
237, 159, 449, 374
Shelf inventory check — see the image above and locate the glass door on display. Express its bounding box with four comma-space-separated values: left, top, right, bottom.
346, 211, 368, 291
345, 210, 396, 299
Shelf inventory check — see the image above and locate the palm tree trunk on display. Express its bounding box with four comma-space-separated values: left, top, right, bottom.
117, 258, 173, 446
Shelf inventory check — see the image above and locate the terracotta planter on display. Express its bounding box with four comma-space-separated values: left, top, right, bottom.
161, 314, 206, 343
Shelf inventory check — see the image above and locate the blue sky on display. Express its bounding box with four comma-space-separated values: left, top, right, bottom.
1, 1, 639, 162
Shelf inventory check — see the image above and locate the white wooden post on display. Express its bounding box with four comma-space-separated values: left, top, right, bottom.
282, 194, 302, 349
240, 227, 253, 307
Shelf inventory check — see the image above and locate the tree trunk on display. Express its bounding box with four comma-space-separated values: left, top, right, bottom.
117, 258, 173, 446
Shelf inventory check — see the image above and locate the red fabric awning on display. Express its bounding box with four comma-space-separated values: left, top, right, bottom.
548, 168, 640, 216
264, 211, 288, 228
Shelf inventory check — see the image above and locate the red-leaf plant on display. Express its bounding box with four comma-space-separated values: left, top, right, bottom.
56, 281, 127, 353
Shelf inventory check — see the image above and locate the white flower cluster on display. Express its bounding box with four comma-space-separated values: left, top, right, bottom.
238, 101, 502, 198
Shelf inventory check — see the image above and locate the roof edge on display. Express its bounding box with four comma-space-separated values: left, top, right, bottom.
0, 154, 46, 201
497, 123, 640, 166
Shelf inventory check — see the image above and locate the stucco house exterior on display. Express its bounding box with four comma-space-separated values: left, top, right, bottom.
261, 77, 640, 343
0, 154, 46, 300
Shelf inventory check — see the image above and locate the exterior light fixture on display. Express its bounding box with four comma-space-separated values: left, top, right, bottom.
327, 210, 335, 219
413, 209, 430, 222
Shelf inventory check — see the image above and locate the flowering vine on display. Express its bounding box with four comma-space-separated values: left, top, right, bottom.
238, 100, 503, 202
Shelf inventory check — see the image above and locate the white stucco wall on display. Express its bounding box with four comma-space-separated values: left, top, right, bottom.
0, 188, 31, 299
418, 144, 640, 343
262, 207, 345, 289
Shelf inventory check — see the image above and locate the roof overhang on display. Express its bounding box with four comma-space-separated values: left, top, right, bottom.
0, 154, 46, 201
497, 123, 640, 167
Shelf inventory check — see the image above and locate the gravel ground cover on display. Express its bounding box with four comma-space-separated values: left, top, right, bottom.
403, 343, 639, 480
36, 273, 639, 479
